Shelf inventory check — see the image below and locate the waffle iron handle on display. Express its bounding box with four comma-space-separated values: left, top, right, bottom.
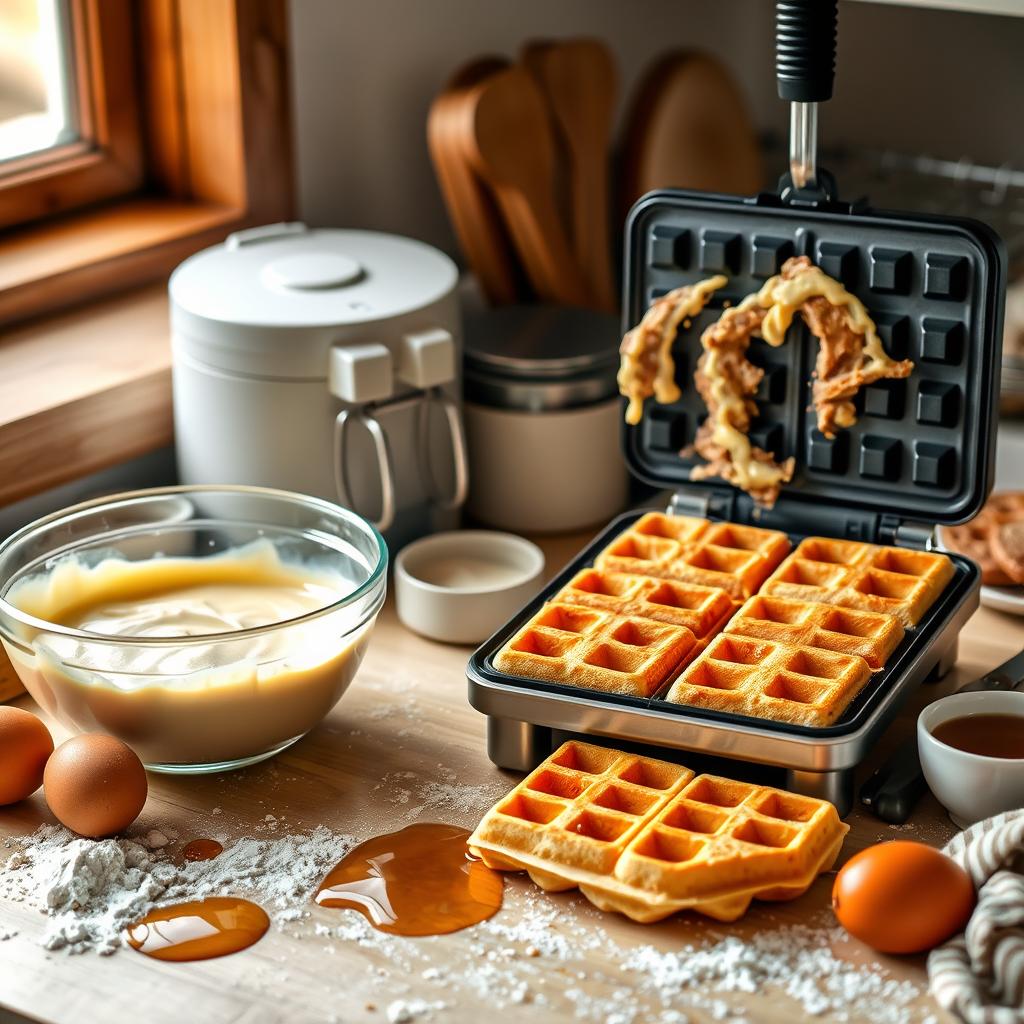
776, 0, 838, 191
858, 743, 928, 825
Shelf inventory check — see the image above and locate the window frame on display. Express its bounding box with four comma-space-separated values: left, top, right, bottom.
0, 0, 144, 230
0, 0, 293, 326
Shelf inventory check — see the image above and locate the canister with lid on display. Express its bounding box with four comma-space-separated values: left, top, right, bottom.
170, 223, 467, 549
462, 306, 628, 533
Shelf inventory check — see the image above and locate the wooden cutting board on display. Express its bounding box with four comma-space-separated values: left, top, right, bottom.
620, 50, 763, 212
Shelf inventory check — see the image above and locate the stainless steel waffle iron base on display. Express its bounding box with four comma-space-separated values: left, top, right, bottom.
467, 510, 981, 817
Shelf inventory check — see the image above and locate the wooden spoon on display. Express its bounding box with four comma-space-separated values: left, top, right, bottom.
427, 58, 527, 305
522, 39, 618, 312
620, 51, 763, 215
460, 66, 590, 309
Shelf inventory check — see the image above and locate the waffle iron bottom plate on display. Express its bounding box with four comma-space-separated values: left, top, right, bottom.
467, 510, 980, 816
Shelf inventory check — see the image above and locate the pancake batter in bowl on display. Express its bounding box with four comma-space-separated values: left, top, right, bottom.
2, 540, 375, 771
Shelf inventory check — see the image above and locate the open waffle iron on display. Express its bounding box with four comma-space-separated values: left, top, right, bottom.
467, 1, 1006, 815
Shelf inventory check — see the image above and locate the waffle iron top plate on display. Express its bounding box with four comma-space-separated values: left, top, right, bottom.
622, 189, 1006, 534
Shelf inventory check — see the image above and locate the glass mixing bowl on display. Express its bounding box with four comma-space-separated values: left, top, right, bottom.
0, 486, 387, 773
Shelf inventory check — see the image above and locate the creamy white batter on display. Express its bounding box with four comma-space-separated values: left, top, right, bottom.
3, 541, 374, 767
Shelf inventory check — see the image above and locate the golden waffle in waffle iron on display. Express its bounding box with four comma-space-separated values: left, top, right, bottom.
469, 740, 848, 923
593, 512, 791, 600
493, 568, 736, 697
724, 594, 905, 670
494, 602, 699, 698
760, 537, 955, 627
664, 633, 873, 726
556, 569, 736, 646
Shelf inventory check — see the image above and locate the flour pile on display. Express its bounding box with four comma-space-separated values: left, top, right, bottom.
0, 823, 353, 955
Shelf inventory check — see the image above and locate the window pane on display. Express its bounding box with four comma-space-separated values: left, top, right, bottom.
0, 0, 76, 164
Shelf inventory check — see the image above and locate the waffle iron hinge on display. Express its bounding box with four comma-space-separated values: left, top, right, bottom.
877, 516, 935, 551
667, 488, 736, 523
667, 490, 933, 550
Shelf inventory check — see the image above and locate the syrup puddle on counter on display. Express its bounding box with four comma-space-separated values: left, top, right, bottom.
181, 838, 223, 863
315, 822, 503, 935
125, 897, 269, 961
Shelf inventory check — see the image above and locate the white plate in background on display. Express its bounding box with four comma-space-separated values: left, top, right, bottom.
936, 530, 1024, 616
980, 584, 1024, 616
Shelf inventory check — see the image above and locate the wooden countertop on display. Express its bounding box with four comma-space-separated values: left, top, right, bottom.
0, 530, 1020, 1024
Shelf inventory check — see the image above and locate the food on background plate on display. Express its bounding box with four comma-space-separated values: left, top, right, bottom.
43, 734, 148, 838
990, 520, 1024, 585
618, 275, 726, 426
470, 740, 847, 923
0, 706, 54, 805
941, 491, 1024, 587
832, 840, 975, 954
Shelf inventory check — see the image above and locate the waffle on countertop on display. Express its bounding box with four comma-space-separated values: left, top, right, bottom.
760, 536, 955, 627
491, 515, 955, 726
469, 740, 848, 923
594, 512, 791, 600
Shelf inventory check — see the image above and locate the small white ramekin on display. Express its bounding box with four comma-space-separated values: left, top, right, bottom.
394, 530, 545, 645
918, 690, 1024, 827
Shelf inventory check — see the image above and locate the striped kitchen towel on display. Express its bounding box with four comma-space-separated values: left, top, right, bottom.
928, 809, 1024, 1024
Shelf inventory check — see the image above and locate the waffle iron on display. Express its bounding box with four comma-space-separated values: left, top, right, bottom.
466, 1, 1006, 815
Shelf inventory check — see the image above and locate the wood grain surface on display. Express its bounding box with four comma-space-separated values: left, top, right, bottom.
0, 530, 1018, 1024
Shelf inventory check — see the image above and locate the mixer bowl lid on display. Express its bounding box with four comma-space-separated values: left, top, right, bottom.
169, 223, 458, 377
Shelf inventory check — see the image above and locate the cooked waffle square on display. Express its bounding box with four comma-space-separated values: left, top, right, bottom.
663, 633, 873, 726
724, 594, 905, 670
469, 740, 848, 923
594, 513, 791, 599
760, 537, 954, 626
494, 602, 698, 697
556, 569, 736, 645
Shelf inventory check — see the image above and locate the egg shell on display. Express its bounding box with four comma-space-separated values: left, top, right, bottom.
44, 734, 148, 838
832, 840, 975, 954
0, 706, 54, 805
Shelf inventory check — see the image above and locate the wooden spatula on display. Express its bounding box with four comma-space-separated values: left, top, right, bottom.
522, 39, 618, 312
620, 51, 763, 215
427, 58, 527, 306
460, 66, 590, 309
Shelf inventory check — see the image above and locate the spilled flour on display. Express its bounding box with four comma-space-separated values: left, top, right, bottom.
0, 823, 352, 954
308, 889, 936, 1024
0, 824, 937, 1023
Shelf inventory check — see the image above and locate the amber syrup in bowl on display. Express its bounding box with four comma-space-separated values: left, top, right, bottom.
931, 713, 1024, 759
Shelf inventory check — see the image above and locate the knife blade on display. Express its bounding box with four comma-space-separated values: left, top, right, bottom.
859, 647, 1024, 824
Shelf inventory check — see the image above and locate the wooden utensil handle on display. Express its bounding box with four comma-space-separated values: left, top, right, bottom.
494, 186, 589, 307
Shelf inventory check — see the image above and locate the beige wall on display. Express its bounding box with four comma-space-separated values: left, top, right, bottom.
289, 0, 1024, 255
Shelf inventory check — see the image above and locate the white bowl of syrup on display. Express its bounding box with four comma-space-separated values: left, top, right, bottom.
918, 690, 1024, 828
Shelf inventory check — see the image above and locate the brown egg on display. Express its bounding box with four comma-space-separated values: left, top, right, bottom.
832, 840, 975, 954
44, 734, 148, 838
0, 706, 54, 805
